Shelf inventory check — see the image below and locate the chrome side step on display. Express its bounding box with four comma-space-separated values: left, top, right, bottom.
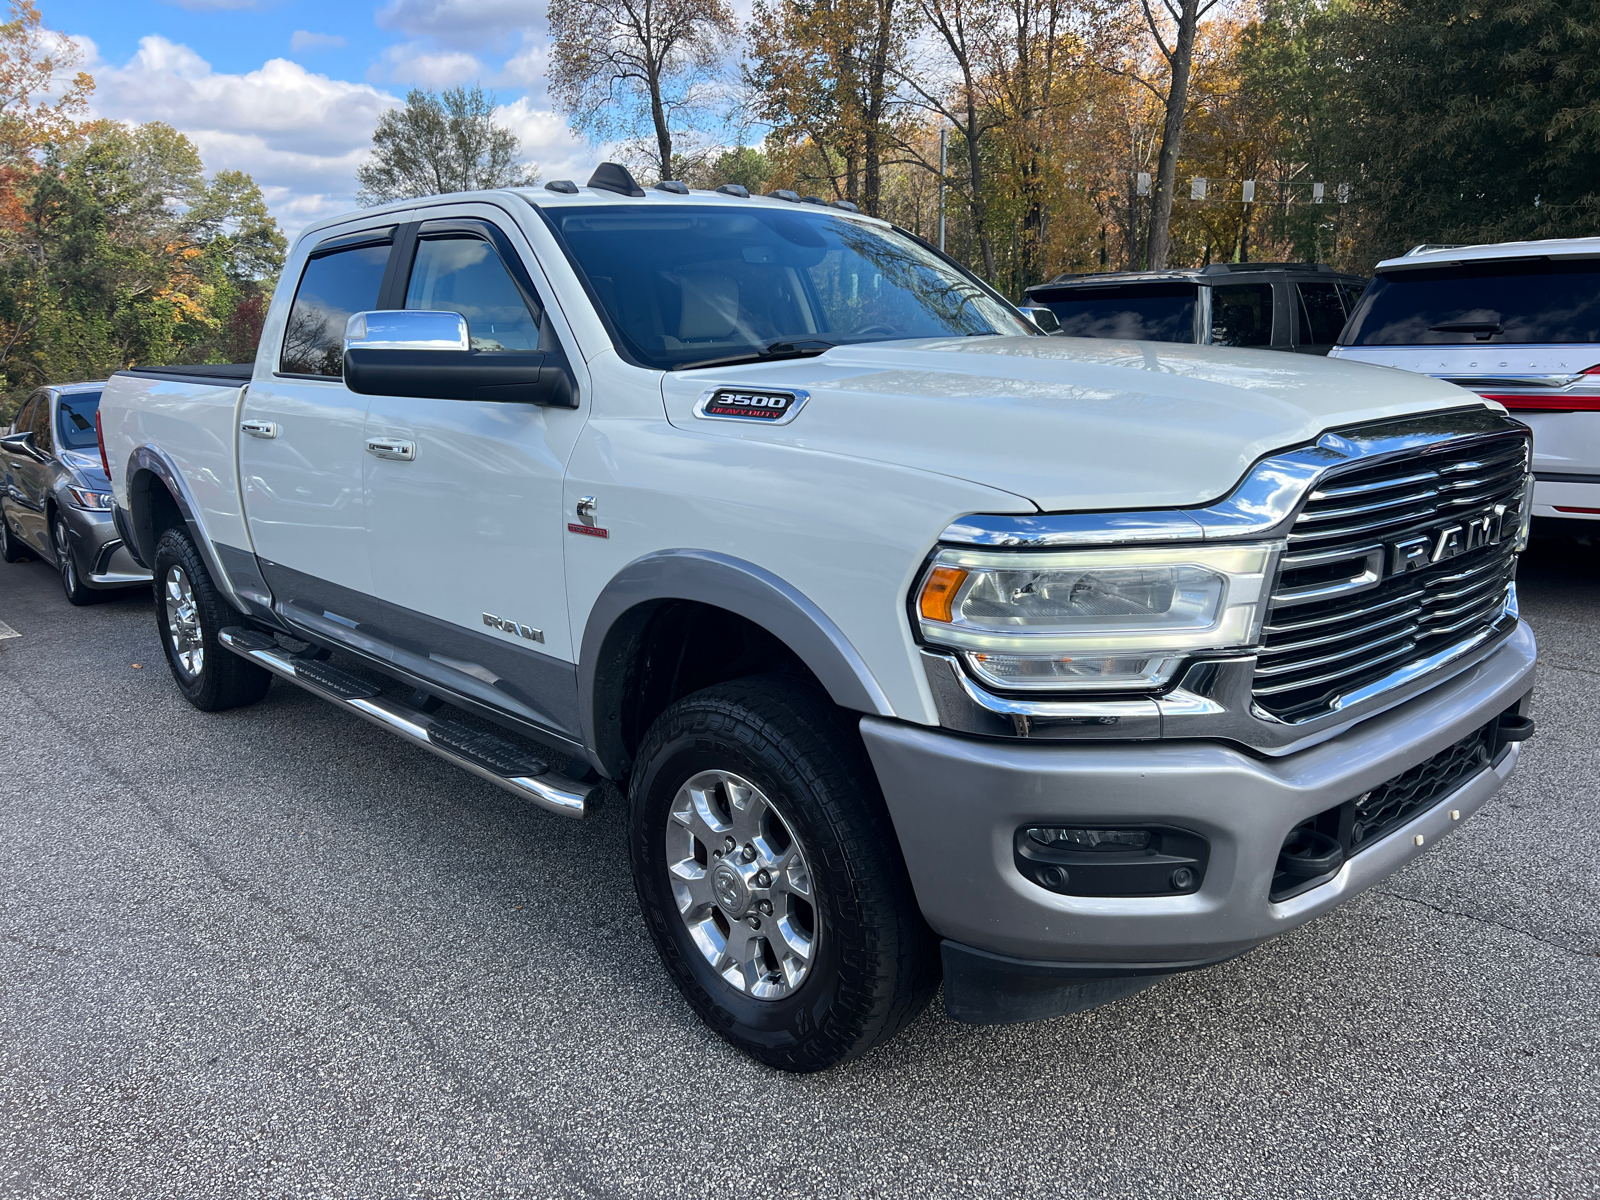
218, 627, 596, 818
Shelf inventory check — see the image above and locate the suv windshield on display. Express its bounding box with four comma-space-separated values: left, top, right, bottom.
544, 204, 1030, 370
1029, 283, 1196, 343
55, 392, 102, 451
1343, 258, 1600, 345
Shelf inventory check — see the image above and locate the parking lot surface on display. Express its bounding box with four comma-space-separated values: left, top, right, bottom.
1, 536, 1596, 1200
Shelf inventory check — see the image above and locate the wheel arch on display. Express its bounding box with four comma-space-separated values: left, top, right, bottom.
579, 550, 895, 780
124, 445, 244, 611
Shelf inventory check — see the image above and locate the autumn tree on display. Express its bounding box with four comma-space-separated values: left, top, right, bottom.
747, 0, 916, 215
548, 0, 736, 182
1106, 0, 1223, 268
356, 86, 536, 204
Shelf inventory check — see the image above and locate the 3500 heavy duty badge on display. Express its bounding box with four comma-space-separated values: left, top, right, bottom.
694, 388, 809, 425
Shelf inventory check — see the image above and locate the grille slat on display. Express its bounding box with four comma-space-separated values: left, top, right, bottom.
1254, 431, 1529, 721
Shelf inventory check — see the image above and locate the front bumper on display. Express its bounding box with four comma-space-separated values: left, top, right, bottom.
67, 507, 151, 587
862, 620, 1536, 981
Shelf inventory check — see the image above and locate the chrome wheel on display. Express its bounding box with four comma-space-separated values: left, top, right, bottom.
163, 564, 203, 678
665, 770, 818, 1000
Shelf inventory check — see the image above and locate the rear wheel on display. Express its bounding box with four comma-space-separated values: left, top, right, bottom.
0, 503, 26, 563
628, 675, 937, 1072
153, 526, 271, 711
53, 512, 100, 605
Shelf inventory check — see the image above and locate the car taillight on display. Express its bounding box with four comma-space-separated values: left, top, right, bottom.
94, 409, 112, 477
1481, 394, 1600, 411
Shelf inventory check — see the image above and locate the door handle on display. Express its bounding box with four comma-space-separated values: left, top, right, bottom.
366, 438, 416, 462
241, 420, 278, 439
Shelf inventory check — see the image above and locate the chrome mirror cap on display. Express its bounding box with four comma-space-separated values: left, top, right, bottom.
344, 310, 469, 353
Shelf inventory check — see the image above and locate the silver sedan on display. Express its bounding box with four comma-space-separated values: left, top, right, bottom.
1, 382, 151, 603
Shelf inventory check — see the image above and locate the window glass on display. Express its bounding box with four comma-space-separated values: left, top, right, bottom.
56, 392, 102, 451
1337, 281, 1365, 316
1343, 259, 1600, 346
549, 205, 1031, 370
1297, 282, 1347, 345
280, 242, 391, 376
1210, 283, 1274, 347
28, 394, 53, 453
404, 237, 541, 351
10, 396, 36, 437
1034, 283, 1197, 342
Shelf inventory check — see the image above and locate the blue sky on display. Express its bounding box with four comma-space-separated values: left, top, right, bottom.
48, 0, 608, 233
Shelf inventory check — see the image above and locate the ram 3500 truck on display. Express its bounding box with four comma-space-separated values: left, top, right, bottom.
98, 166, 1538, 1072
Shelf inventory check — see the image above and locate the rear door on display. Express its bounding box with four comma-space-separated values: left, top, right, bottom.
360, 209, 588, 737
239, 224, 399, 615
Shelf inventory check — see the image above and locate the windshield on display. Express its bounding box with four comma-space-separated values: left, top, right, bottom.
1029, 283, 1197, 343
544, 204, 1031, 369
1344, 259, 1600, 346
55, 392, 102, 451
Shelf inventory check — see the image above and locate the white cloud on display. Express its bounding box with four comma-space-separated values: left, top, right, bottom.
493, 96, 592, 181
290, 31, 347, 53
379, 42, 486, 87
494, 36, 548, 91
375, 0, 535, 49
77, 35, 401, 232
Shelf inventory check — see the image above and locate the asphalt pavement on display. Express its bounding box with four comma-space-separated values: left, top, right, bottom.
1, 535, 1596, 1199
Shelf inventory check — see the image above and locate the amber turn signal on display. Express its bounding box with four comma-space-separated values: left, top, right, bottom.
918, 566, 969, 623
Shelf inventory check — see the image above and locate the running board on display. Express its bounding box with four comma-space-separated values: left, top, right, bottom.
218, 627, 595, 818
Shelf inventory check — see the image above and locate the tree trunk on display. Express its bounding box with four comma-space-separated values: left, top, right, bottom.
648, 65, 673, 180
965, 92, 995, 280
1145, 0, 1201, 270
862, 0, 895, 217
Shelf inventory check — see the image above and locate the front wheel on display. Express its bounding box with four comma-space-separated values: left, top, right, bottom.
53, 512, 100, 605
628, 676, 937, 1072
153, 526, 271, 711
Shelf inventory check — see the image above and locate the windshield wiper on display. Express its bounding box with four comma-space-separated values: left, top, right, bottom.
674, 338, 837, 371
1429, 320, 1503, 341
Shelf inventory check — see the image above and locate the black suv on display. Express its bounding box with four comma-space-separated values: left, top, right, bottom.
1022, 262, 1368, 355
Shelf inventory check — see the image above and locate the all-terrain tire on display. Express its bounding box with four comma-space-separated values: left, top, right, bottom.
153, 526, 271, 711
628, 675, 938, 1072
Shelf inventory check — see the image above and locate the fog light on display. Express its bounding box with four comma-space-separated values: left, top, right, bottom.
1015, 825, 1209, 897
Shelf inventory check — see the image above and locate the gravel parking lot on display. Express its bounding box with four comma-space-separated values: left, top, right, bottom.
1, 536, 1596, 1200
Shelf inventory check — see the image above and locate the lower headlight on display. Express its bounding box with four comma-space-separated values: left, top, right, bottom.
67, 487, 114, 511
917, 542, 1280, 690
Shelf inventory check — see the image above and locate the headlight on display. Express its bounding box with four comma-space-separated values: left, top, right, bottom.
916, 543, 1280, 691
67, 487, 113, 511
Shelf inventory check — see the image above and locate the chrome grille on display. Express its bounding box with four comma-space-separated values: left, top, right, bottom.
1253, 429, 1530, 721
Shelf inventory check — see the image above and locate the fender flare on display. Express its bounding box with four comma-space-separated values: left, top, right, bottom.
579, 549, 895, 778
124, 445, 246, 611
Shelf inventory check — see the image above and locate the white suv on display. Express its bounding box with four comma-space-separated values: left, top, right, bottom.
1331, 238, 1600, 531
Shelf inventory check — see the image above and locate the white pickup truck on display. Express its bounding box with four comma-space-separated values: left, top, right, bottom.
98, 165, 1539, 1071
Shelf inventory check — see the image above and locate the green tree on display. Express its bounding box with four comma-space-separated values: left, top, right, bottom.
356, 86, 537, 205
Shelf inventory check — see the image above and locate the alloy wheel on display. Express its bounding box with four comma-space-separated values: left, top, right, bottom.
53, 517, 78, 595
664, 769, 818, 1000
163, 564, 204, 678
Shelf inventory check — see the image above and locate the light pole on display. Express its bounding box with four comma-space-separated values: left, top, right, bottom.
938, 127, 948, 252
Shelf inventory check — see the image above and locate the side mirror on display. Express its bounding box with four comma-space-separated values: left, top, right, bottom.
1020, 305, 1062, 334
342, 310, 577, 408
0, 431, 43, 461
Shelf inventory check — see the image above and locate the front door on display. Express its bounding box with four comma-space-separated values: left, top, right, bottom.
15, 393, 55, 551
361, 212, 587, 737
239, 225, 399, 617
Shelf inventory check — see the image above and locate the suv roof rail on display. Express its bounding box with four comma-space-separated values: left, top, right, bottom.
1197, 261, 1331, 274
1405, 244, 1465, 256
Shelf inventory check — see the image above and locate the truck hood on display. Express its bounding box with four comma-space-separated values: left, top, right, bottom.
660, 336, 1489, 512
